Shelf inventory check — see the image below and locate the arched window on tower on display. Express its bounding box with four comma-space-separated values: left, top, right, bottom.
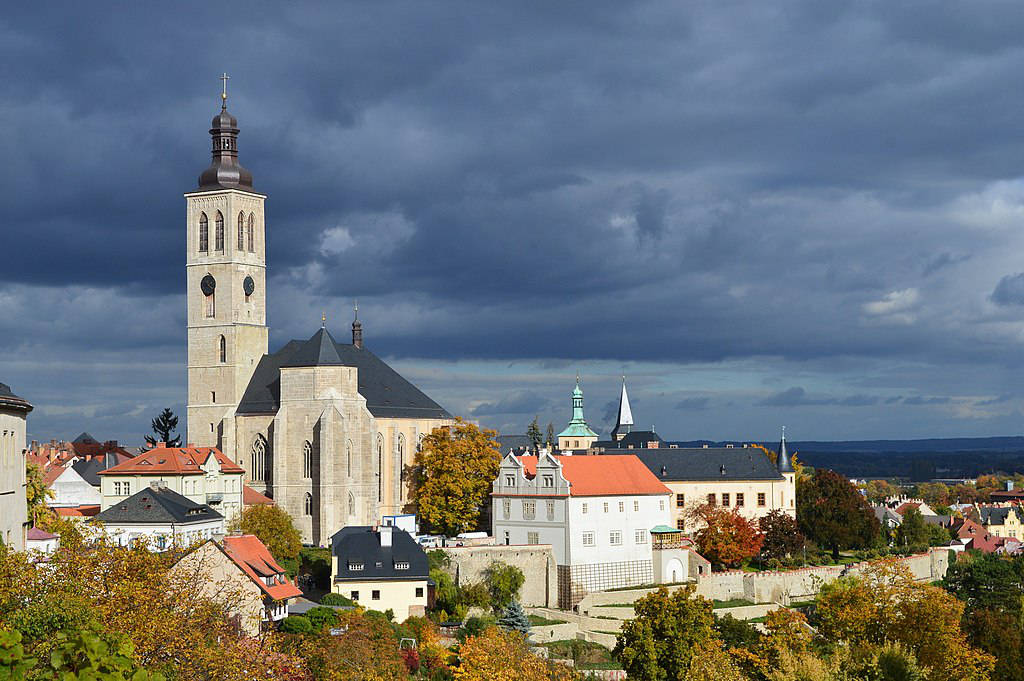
376, 434, 384, 502
214, 212, 225, 252
304, 492, 313, 516
250, 435, 267, 482
198, 213, 209, 253
348, 492, 356, 517
346, 440, 353, 478
218, 335, 226, 363
303, 440, 312, 479
237, 212, 245, 251
247, 214, 255, 252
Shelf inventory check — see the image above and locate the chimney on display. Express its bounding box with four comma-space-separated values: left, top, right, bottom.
1007, 480, 1015, 492
150, 480, 167, 491
379, 524, 393, 547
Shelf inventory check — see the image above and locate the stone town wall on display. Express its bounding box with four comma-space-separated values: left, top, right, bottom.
442, 544, 557, 608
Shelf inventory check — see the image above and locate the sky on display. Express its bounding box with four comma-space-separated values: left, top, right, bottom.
5, 2, 1024, 444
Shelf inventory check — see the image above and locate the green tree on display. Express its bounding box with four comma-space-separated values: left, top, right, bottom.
483, 562, 524, 611
411, 419, 501, 536
943, 553, 1024, 617
894, 507, 929, 549
545, 423, 555, 449
0, 623, 165, 680
305, 607, 339, 633
963, 609, 1024, 681
24, 462, 54, 527
759, 510, 805, 561
279, 615, 313, 635
228, 504, 301, 562
144, 408, 181, 448
798, 468, 880, 559
320, 592, 354, 607
526, 418, 543, 451
613, 585, 718, 681
497, 600, 530, 635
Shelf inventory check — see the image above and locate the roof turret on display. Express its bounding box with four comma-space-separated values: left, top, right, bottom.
557, 375, 598, 441
197, 77, 254, 191
777, 427, 794, 473
611, 376, 633, 441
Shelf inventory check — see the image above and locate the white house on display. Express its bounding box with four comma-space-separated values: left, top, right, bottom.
492, 452, 672, 608
48, 465, 101, 509
330, 525, 429, 622
93, 481, 224, 550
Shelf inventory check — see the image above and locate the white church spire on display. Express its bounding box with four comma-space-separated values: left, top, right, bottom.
612, 376, 633, 441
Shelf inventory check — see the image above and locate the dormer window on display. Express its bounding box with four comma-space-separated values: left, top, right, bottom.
395, 561, 409, 570
348, 561, 364, 571
505, 475, 515, 486
542, 475, 554, 488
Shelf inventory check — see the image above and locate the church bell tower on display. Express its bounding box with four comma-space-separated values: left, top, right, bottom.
184, 77, 268, 448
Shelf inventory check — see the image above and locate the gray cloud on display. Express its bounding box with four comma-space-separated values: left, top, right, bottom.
902, 396, 951, 406
675, 397, 710, 410
470, 391, 549, 416
991, 273, 1024, 306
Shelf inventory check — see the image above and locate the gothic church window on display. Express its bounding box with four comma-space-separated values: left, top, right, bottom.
376, 434, 384, 502
237, 212, 245, 250
214, 211, 224, 251
199, 213, 209, 252
247, 214, 255, 252
303, 441, 312, 479
397, 434, 406, 501
251, 435, 268, 482
346, 440, 353, 477
348, 492, 356, 517
304, 492, 312, 516
218, 335, 226, 363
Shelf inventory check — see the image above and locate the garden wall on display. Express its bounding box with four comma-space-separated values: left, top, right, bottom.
442, 544, 557, 608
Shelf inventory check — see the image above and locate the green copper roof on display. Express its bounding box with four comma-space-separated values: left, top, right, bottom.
650, 525, 681, 534
558, 376, 598, 439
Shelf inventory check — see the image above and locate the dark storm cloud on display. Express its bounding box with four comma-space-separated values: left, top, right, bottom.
675, 397, 710, 411
903, 396, 952, 406
7, 1, 1024, 441
470, 391, 549, 416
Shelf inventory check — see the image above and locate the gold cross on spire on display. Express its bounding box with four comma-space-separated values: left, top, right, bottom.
220, 72, 230, 106
321, 311, 326, 328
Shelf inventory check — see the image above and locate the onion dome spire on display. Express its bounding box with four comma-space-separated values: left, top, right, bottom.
197, 73, 254, 190
352, 300, 363, 349
777, 426, 794, 473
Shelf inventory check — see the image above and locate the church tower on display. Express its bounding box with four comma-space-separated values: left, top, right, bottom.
185, 80, 268, 448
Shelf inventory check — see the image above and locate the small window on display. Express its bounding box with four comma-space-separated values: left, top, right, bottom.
676, 518, 686, 531
351, 591, 359, 601
395, 561, 410, 570
303, 441, 312, 479
123, 482, 130, 496
676, 494, 685, 508
371, 590, 380, 600
634, 529, 647, 544
415, 587, 424, 597
211, 391, 216, 403
503, 531, 510, 545
659, 500, 665, 511
542, 475, 554, 488
757, 493, 766, 507
736, 493, 745, 507
707, 494, 716, 506
609, 530, 622, 546
618, 501, 625, 513
582, 503, 588, 514
603, 502, 609, 513
527, 532, 539, 545
634, 500, 639, 512
582, 531, 595, 546
304, 492, 312, 516
505, 475, 515, 486
722, 493, 730, 507
348, 561, 364, 571
502, 499, 511, 519
218, 335, 226, 363
546, 500, 555, 520
523, 500, 536, 519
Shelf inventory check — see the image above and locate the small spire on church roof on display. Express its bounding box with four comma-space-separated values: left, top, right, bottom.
220, 72, 230, 108
321, 311, 326, 328
354, 299, 359, 321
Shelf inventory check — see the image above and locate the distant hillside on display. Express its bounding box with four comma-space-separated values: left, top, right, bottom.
671, 437, 1024, 480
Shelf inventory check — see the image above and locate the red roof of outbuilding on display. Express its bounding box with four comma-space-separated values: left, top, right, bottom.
222, 535, 302, 601
55, 505, 100, 517
515, 455, 671, 496
98, 446, 244, 476
26, 527, 58, 541
243, 485, 275, 506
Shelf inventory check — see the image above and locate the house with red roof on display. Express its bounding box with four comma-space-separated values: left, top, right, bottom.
99, 444, 245, 523
492, 451, 673, 607
172, 534, 302, 637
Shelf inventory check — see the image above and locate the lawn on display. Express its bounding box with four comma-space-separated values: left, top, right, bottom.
528, 614, 567, 627
712, 598, 755, 609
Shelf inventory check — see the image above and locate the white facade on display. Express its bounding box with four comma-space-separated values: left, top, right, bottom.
492, 452, 671, 608
49, 466, 101, 508
99, 517, 224, 551
0, 391, 30, 551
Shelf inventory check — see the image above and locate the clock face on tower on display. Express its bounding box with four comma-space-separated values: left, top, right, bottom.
200, 274, 216, 296
243, 275, 255, 296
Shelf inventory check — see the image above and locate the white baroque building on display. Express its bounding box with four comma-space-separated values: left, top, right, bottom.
0, 382, 32, 550
492, 451, 672, 608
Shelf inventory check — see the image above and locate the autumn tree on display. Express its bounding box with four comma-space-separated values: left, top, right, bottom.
686, 639, 747, 681
688, 504, 763, 568
797, 468, 880, 559
613, 585, 719, 680
862, 479, 902, 504
914, 482, 950, 508
815, 560, 995, 681
455, 626, 578, 681
290, 610, 409, 680
144, 407, 181, 447
759, 510, 805, 561
228, 504, 301, 563
24, 461, 54, 527
412, 419, 501, 536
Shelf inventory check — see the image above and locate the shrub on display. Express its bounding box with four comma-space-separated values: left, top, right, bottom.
321, 592, 355, 607
279, 615, 312, 634
305, 606, 340, 632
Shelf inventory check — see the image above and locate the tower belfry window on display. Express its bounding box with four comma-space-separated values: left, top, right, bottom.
247, 214, 255, 252
218, 335, 226, 363
215, 212, 224, 251
237, 212, 245, 250
199, 213, 209, 252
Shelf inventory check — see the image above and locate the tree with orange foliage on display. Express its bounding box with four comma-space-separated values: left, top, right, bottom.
454, 627, 579, 681
688, 504, 763, 568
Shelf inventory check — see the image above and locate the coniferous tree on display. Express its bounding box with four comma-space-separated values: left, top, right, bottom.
145, 408, 181, 447
497, 600, 531, 635
526, 417, 543, 452
545, 423, 555, 449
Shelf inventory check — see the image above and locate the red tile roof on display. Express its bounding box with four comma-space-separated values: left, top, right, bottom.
951, 518, 1004, 553
243, 485, 275, 506
43, 465, 66, 487
222, 535, 302, 601
99, 446, 244, 476
515, 455, 672, 496
55, 505, 100, 517
26, 527, 58, 541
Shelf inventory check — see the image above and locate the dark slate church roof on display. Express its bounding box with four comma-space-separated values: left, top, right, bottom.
331, 526, 428, 582
627, 447, 784, 482
236, 327, 452, 420
0, 382, 32, 412
94, 485, 223, 525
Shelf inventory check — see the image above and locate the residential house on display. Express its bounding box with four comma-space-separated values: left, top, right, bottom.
172, 534, 302, 636
978, 505, 1023, 541
25, 527, 59, 555
98, 444, 245, 524
93, 481, 224, 549
330, 525, 429, 622
950, 517, 1005, 553
492, 451, 673, 608
48, 465, 101, 509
